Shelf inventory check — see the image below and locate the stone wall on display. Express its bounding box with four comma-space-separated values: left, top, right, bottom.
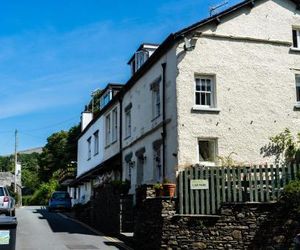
134, 198, 300, 249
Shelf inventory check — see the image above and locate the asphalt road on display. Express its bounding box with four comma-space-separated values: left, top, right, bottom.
15, 206, 130, 250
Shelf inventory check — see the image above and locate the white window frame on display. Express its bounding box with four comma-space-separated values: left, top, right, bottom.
152, 83, 160, 119
87, 137, 92, 160
94, 130, 99, 155
105, 114, 111, 146
194, 75, 216, 109
112, 108, 118, 142
198, 138, 218, 165
153, 146, 162, 182
293, 28, 300, 49
296, 75, 300, 106
125, 109, 131, 138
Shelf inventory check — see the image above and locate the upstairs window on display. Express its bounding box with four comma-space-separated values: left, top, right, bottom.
125, 104, 132, 138
100, 90, 112, 110
112, 108, 118, 142
195, 76, 216, 108
87, 137, 92, 160
151, 78, 161, 119
293, 28, 300, 48
296, 75, 300, 104
94, 130, 99, 155
105, 114, 111, 146
135, 51, 149, 72
198, 139, 217, 164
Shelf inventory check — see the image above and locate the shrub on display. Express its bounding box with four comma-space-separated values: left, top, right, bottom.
282, 179, 300, 208
29, 179, 59, 205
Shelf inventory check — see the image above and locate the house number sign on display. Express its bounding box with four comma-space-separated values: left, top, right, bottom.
190, 179, 209, 190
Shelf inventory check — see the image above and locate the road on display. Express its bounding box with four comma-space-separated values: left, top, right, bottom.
16, 206, 130, 250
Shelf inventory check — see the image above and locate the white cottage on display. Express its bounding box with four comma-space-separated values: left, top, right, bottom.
72, 0, 300, 200
121, 0, 300, 193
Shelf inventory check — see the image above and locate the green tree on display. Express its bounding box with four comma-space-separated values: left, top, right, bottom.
261, 128, 300, 164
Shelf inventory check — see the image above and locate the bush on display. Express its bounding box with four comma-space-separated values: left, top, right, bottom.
282, 179, 300, 208
22, 195, 32, 206
29, 179, 59, 205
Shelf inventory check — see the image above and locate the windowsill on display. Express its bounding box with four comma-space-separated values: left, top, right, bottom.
87, 157, 91, 161
294, 103, 300, 109
151, 115, 161, 122
111, 139, 117, 145
124, 135, 131, 140
199, 161, 216, 166
290, 47, 300, 52
192, 106, 220, 113
105, 144, 110, 149
94, 152, 99, 156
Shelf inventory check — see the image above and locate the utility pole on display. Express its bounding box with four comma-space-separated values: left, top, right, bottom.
14, 129, 18, 193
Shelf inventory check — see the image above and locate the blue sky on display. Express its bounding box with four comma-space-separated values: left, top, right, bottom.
0, 0, 241, 155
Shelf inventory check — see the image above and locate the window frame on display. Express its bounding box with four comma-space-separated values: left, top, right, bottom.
112, 108, 118, 143
93, 130, 99, 156
125, 109, 131, 138
105, 114, 111, 146
194, 75, 216, 109
87, 137, 92, 160
198, 138, 218, 165
293, 28, 300, 48
296, 75, 300, 105
151, 82, 161, 119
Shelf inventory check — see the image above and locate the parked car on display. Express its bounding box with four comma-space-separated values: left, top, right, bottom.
48, 191, 72, 212
0, 186, 15, 216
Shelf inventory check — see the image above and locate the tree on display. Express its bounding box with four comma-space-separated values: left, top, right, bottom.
38, 124, 80, 182
261, 128, 300, 164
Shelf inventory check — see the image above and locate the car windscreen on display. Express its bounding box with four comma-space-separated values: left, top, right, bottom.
52, 193, 70, 199
0, 188, 5, 196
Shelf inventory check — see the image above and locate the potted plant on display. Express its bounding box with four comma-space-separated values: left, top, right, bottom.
153, 183, 163, 197
111, 179, 131, 195
162, 178, 176, 198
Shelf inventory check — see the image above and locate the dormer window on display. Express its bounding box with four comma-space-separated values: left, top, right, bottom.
135, 51, 149, 72
100, 90, 112, 110
128, 43, 159, 75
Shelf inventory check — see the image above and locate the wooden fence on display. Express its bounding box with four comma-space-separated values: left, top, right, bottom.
178, 164, 300, 215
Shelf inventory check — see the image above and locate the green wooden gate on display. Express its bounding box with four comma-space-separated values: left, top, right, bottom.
178, 164, 300, 215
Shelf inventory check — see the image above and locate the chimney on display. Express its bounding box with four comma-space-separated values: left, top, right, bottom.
81, 111, 93, 131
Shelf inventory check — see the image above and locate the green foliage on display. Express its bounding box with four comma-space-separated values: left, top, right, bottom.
153, 183, 163, 190
0, 156, 14, 172
111, 179, 131, 194
38, 124, 80, 182
261, 128, 300, 164
29, 179, 59, 205
282, 179, 300, 209
22, 195, 32, 206
19, 152, 40, 194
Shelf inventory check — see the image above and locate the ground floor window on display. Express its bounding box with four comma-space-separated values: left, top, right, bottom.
198, 139, 217, 164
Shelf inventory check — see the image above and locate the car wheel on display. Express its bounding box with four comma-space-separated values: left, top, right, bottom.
48, 207, 52, 212
11, 209, 15, 217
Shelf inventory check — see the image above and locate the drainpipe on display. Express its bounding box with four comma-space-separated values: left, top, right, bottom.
119, 96, 123, 180
161, 63, 167, 179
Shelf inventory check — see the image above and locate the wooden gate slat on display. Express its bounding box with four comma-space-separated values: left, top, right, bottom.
237, 167, 243, 202
205, 168, 210, 214
179, 171, 184, 214
184, 168, 189, 214
200, 167, 205, 214
190, 168, 195, 214
211, 168, 216, 214
195, 167, 200, 214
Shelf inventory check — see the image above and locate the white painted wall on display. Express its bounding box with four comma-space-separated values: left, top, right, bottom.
175, 0, 300, 168
77, 103, 120, 177
122, 46, 179, 190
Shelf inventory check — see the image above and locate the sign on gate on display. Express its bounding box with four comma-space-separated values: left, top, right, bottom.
190, 179, 209, 190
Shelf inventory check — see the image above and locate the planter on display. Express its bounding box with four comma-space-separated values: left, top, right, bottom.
163, 183, 176, 198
